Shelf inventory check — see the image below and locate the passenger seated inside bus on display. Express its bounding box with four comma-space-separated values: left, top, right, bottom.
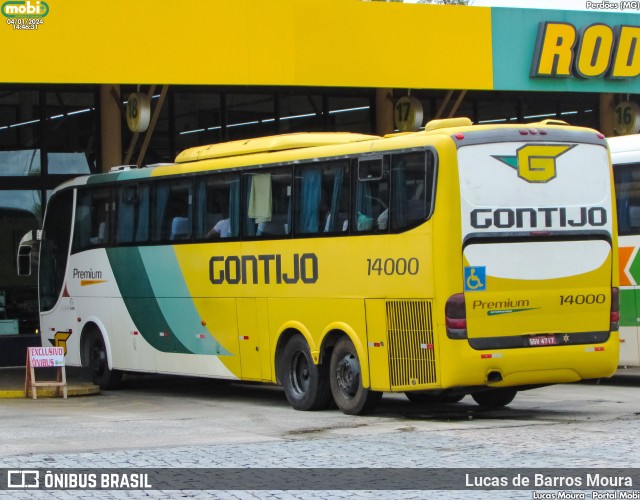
170, 217, 190, 240
206, 214, 231, 238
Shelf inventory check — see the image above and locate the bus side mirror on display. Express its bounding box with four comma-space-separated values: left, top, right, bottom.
16, 230, 41, 277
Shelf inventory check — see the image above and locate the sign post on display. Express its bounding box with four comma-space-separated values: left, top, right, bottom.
24, 347, 67, 399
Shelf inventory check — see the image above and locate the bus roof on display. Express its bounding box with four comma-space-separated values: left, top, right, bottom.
608, 134, 640, 154
51, 118, 607, 191
175, 132, 380, 163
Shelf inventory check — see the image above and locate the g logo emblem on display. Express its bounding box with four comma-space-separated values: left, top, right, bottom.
494, 144, 575, 183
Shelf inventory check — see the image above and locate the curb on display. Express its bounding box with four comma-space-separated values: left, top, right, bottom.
0, 383, 100, 399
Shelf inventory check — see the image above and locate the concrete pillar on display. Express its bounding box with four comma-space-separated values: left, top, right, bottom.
376, 88, 394, 136
599, 93, 615, 137
100, 85, 122, 172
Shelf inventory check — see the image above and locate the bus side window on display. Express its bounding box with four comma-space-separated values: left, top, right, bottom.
244, 168, 292, 238
295, 159, 349, 235
390, 150, 434, 231
152, 179, 193, 242
354, 156, 389, 233
195, 173, 240, 240
116, 185, 139, 244
72, 188, 111, 251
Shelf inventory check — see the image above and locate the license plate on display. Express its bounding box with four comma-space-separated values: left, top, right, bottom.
529, 334, 557, 346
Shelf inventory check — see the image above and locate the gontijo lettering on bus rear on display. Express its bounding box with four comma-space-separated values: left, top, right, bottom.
209, 253, 318, 285
470, 206, 607, 230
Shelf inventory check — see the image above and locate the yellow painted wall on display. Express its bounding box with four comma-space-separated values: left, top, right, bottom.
0, 0, 493, 89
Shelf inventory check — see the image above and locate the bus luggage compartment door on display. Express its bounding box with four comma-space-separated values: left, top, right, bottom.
462, 239, 613, 347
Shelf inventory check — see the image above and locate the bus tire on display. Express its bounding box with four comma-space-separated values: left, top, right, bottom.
329, 336, 382, 415
279, 335, 332, 411
471, 388, 517, 408
87, 331, 123, 390
405, 391, 465, 405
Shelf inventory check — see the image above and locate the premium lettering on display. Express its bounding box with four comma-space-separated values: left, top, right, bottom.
73, 268, 103, 280
209, 253, 318, 285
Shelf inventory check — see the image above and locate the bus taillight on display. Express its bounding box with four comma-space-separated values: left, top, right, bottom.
446, 293, 467, 339
611, 287, 620, 331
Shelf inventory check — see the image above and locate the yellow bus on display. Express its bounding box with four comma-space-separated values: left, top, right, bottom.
19, 117, 619, 414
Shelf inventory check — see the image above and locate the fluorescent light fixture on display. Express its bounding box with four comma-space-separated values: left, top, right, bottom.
523, 112, 557, 119
328, 106, 369, 115
227, 120, 260, 129
67, 107, 93, 116
477, 118, 508, 123
179, 128, 206, 135
280, 112, 317, 121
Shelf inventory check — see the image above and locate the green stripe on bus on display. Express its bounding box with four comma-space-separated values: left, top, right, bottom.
106, 246, 229, 356
138, 246, 230, 356
106, 247, 190, 353
619, 289, 638, 327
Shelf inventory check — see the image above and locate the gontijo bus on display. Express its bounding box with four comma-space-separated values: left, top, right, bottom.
18, 117, 619, 415
609, 133, 640, 367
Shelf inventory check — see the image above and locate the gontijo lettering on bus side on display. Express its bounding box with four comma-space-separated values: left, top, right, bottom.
209, 253, 318, 285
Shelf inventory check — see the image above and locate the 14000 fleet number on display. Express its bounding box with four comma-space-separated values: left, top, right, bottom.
367, 258, 419, 276
559, 294, 606, 305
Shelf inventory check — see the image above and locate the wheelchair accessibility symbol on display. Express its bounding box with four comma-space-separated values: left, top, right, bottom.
464, 266, 486, 291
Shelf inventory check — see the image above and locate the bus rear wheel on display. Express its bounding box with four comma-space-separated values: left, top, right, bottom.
279, 335, 332, 411
87, 332, 123, 390
329, 337, 382, 415
471, 388, 517, 408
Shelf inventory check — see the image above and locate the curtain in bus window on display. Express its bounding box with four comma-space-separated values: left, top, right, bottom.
135, 185, 149, 242
355, 181, 373, 231
327, 165, 345, 232
229, 177, 240, 237
195, 180, 208, 238
299, 168, 322, 233
390, 161, 407, 230
153, 184, 170, 241
117, 188, 135, 244
248, 174, 272, 223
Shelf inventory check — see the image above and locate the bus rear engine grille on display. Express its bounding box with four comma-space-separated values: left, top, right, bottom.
386, 300, 437, 389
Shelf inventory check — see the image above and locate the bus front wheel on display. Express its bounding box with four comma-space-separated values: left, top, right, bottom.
329, 337, 382, 415
471, 388, 517, 408
279, 336, 332, 411
87, 332, 123, 390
